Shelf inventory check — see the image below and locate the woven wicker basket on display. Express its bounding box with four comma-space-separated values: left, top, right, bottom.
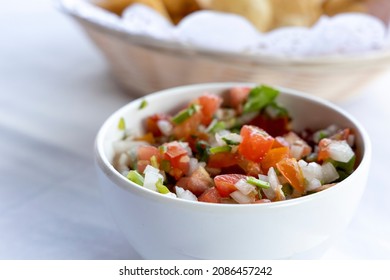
60, 0, 390, 101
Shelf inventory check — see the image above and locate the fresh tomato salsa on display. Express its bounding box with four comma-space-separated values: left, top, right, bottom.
113, 86, 357, 204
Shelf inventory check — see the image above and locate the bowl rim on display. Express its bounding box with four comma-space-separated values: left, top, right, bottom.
95, 82, 372, 210
58, 0, 390, 68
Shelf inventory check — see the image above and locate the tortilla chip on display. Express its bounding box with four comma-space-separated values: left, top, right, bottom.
271, 0, 324, 29
199, 0, 274, 32
323, 0, 366, 16
162, 0, 201, 24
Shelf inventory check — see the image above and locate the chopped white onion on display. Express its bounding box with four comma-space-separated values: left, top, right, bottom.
144, 164, 160, 174
175, 186, 198, 201
267, 167, 280, 190
143, 164, 164, 191
312, 130, 326, 143
234, 179, 256, 195
230, 190, 254, 204
283, 132, 311, 158
216, 108, 236, 120
222, 132, 242, 145
263, 167, 285, 201
215, 130, 230, 146
117, 153, 130, 174
143, 171, 163, 191
188, 158, 199, 175
299, 160, 322, 182
157, 120, 173, 136
290, 144, 304, 159
262, 168, 277, 200
327, 124, 339, 135
283, 131, 301, 144
306, 178, 322, 191
327, 140, 354, 163
178, 142, 192, 156
321, 162, 340, 184
163, 192, 177, 198
258, 174, 269, 182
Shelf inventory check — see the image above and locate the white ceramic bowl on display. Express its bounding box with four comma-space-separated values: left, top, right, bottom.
95, 83, 371, 259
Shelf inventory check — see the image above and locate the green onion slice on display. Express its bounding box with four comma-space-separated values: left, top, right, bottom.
127, 170, 144, 186
156, 178, 170, 194
118, 117, 126, 130
150, 155, 159, 169
207, 120, 225, 133
222, 137, 240, 146
247, 177, 270, 189
139, 99, 148, 110
209, 145, 232, 154
172, 104, 201, 124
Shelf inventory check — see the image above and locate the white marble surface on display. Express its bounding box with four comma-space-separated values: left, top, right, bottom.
0, 0, 389, 259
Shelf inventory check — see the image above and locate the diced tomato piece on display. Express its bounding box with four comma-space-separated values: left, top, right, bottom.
198, 187, 222, 203
164, 141, 188, 159
136, 146, 161, 173
161, 141, 190, 179
170, 167, 185, 180
165, 156, 190, 180
237, 156, 262, 176
261, 147, 290, 173
197, 94, 223, 126
229, 87, 250, 109
185, 166, 214, 196
317, 138, 332, 162
238, 125, 274, 163
173, 112, 202, 140
176, 177, 190, 189
214, 174, 247, 197
207, 152, 238, 168
330, 128, 350, 141
136, 160, 149, 173
248, 114, 290, 137
145, 113, 171, 137
137, 146, 160, 161
276, 158, 305, 194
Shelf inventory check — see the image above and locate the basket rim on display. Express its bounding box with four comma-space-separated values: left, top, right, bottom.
58, 0, 390, 68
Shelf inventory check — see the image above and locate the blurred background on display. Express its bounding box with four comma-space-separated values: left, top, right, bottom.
0, 0, 389, 259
